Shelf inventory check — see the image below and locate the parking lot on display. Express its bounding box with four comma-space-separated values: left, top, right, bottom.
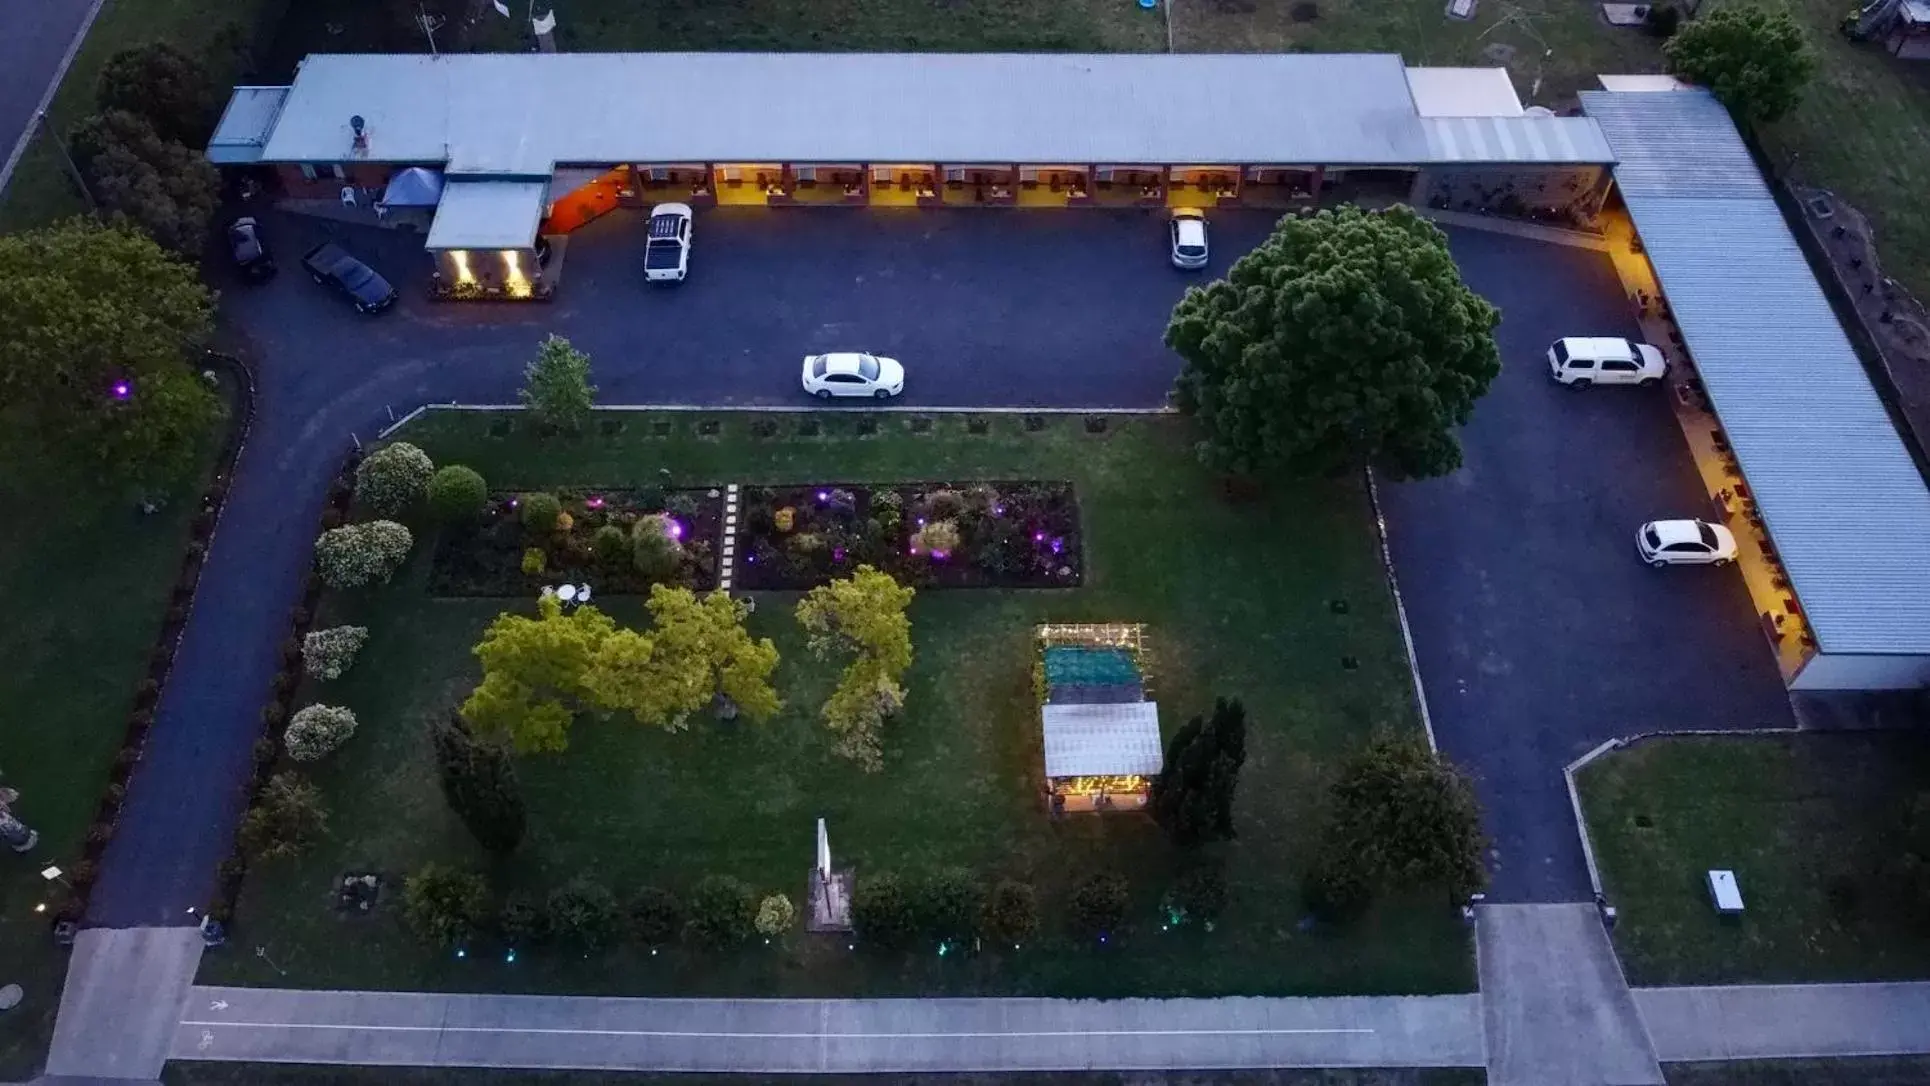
1379, 231, 1794, 904
222, 205, 1795, 907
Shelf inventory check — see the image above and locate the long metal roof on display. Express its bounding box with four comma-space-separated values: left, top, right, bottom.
1584, 89, 1930, 654
207, 86, 289, 164
1040, 702, 1163, 780
425, 180, 547, 250
246, 53, 1611, 176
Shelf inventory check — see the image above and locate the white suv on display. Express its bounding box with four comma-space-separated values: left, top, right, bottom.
1548, 337, 1666, 388
643, 203, 692, 283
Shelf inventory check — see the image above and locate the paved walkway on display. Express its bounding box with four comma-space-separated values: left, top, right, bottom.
1636, 982, 1930, 1062
173, 987, 1485, 1072
1477, 903, 1662, 1086
44, 928, 202, 1081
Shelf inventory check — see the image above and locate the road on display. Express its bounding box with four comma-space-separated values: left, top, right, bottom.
0, 0, 103, 195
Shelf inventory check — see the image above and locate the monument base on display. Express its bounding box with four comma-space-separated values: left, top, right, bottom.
806, 867, 854, 932
7, 830, 36, 854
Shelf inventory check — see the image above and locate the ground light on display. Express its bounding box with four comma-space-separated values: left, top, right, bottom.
450, 250, 475, 286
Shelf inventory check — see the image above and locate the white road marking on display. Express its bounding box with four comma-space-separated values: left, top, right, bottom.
180, 1020, 1374, 1040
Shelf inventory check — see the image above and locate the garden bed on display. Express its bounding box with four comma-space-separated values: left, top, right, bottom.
736, 481, 1081, 592
428, 488, 723, 597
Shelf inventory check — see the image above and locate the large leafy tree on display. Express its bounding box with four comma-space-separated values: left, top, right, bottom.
70, 110, 220, 256
795, 566, 915, 771
1149, 697, 1248, 846
96, 41, 219, 146
1666, 4, 1815, 128
1312, 733, 1488, 914
520, 334, 596, 433
582, 585, 781, 729
1167, 205, 1500, 480
461, 595, 616, 753
0, 218, 222, 491
431, 711, 527, 853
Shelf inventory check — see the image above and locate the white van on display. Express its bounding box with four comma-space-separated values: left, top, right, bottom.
1547, 337, 1667, 388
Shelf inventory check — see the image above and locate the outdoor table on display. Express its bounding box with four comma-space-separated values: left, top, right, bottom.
557, 584, 578, 603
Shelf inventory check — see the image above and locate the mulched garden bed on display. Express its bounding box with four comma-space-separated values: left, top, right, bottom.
429, 487, 723, 596
735, 481, 1081, 591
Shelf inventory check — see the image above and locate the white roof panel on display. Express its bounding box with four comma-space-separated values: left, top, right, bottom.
1041, 702, 1163, 779
208, 86, 290, 164
1405, 67, 1524, 117
1419, 115, 1615, 164
425, 180, 547, 250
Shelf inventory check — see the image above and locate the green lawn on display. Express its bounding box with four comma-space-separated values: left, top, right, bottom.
1579, 732, 1930, 987
1666, 1056, 1930, 1085
162, 1065, 1487, 1086
0, 425, 221, 1078
199, 410, 1470, 999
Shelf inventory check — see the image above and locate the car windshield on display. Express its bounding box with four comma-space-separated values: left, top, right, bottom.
1552, 341, 1570, 363
810, 357, 829, 378
340, 264, 374, 288
1177, 243, 1206, 256
855, 356, 880, 380
1697, 522, 1719, 549
1643, 526, 1662, 549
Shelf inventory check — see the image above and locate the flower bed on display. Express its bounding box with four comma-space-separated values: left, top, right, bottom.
735, 481, 1081, 591
428, 488, 723, 596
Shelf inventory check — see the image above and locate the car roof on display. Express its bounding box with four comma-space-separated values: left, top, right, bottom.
820, 353, 870, 374
1175, 219, 1207, 243
647, 213, 684, 238
1648, 519, 1708, 545
1559, 337, 1636, 360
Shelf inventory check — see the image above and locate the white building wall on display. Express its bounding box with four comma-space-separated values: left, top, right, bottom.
1791, 652, 1930, 691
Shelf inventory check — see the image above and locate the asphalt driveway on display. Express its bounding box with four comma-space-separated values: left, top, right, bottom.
1378, 229, 1794, 904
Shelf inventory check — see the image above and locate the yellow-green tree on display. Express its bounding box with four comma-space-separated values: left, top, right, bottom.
461, 595, 616, 753
583, 585, 781, 729
795, 566, 915, 772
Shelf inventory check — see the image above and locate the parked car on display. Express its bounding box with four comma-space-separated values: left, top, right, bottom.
644, 202, 693, 283
301, 242, 397, 313
1169, 208, 1209, 269
1547, 337, 1666, 388
801, 352, 904, 399
1636, 519, 1737, 568
226, 217, 276, 281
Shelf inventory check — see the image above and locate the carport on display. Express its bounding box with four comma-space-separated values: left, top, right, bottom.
1584, 88, 1930, 690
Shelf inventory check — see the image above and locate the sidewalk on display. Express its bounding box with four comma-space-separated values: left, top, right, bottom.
44, 928, 203, 1081
1476, 903, 1663, 1086
173, 986, 1486, 1073
1636, 982, 1930, 1062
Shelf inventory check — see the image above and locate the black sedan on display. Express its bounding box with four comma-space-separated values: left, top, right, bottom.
301, 242, 397, 313
227, 217, 276, 281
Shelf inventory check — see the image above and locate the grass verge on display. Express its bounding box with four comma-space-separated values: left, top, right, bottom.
1579, 731, 1930, 986
198, 410, 1470, 999
1665, 1056, 1930, 1085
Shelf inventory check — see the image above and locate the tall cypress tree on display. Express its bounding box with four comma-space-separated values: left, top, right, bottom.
1149, 697, 1248, 846
432, 711, 527, 853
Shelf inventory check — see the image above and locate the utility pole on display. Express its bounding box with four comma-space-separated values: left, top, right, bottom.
40, 112, 95, 213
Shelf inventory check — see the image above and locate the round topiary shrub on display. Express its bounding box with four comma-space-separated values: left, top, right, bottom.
911, 519, 961, 558
592, 524, 630, 569
980, 878, 1038, 945
853, 871, 916, 947
354, 442, 435, 517
301, 625, 369, 680
755, 893, 796, 940
631, 514, 684, 581
284, 704, 358, 761
426, 465, 488, 524
520, 492, 562, 534
521, 547, 547, 576
916, 867, 983, 941
547, 876, 619, 953
498, 893, 547, 946
628, 886, 684, 946
314, 521, 414, 589
403, 863, 489, 947
1070, 873, 1128, 939
686, 875, 754, 947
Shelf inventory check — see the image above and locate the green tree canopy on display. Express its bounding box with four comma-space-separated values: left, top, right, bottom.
0, 218, 222, 491
431, 711, 527, 853
1666, 4, 1815, 127
581, 585, 782, 729
1315, 733, 1489, 911
70, 110, 219, 256
96, 41, 219, 145
461, 595, 617, 753
520, 334, 596, 433
795, 566, 916, 771
1167, 205, 1500, 480
1149, 697, 1248, 846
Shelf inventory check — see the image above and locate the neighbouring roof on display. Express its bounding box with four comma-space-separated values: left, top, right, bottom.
1040, 702, 1163, 780
1583, 88, 1930, 655
425, 180, 548, 250
1596, 74, 1695, 93
1405, 67, 1524, 117
241, 52, 1613, 176
207, 86, 289, 164
1419, 115, 1614, 164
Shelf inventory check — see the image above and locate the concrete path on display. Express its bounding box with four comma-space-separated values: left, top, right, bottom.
1477, 903, 1662, 1085
173, 987, 1485, 1073
44, 928, 202, 1081
1635, 982, 1930, 1062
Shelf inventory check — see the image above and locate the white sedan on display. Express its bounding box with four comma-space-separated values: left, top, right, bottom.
801, 352, 904, 399
1636, 519, 1738, 568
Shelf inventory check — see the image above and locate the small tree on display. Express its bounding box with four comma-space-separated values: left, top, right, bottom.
592, 524, 630, 569
461, 596, 616, 753
284, 704, 358, 762
353, 442, 435, 516
631, 514, 684, 581
96, 41, 217, 145
853, 871, 917, 947
68, 110, 219, 256
520, 334, 596, 433
498, 893, 547, 946
547, 877, 620, 953
314, 521, 413, 588
980, 879, 1039, 946
582, 586, 781, 731
1167, 205, 1501, 480
519, 492, 563, 534
1148, 697, 1248, 847
795, 566, 915, 772
629, 887, 684, 946
430, 711, 527, 853
755, 893, 797, 940
1168, 863, 1228, 926
238, 773, 328, 861
687, 875, 755, 947
301, 625, 369, 680
403, 863, 489, 948
1312, 733, 1489, 918
916, 867, 983, 942
1070, 873, 1129, 939
1666, 4, 1815, 128
426, 465, 488, 524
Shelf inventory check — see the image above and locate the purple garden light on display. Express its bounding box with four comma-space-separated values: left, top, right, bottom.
817, 490, 830, 503
110, 380, 131, 400
666, 519, 685, 541
586, 496, 605, 509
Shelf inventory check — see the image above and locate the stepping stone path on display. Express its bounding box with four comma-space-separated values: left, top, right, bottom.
719, 484, 740, 594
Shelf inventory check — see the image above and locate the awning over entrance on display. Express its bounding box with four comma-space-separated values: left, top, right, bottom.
426, 180, 547, 250
382, 166, 444, 207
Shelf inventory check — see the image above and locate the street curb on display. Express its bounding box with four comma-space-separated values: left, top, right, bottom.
1362, 466, 1437, 754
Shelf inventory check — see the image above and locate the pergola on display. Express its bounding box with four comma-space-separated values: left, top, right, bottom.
1035, 623, 1161, 813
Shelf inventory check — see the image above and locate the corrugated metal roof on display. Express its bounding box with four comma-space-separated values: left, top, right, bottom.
425, 180, 547, 249
208, 86, 289, 164
1419, 115, 1615, 164
1583, 89, 1930, 654
1040, 702, 1163, 779
1406, 67, 1524, 117
247, 52, 1606, 175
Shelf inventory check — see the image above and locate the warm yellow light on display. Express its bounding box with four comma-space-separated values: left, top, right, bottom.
1057, 774, 1149, 797
502, 250, 531, 298
450, 249, 475, 285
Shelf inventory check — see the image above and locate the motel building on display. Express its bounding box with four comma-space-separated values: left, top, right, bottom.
208, 52, 1616, 298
